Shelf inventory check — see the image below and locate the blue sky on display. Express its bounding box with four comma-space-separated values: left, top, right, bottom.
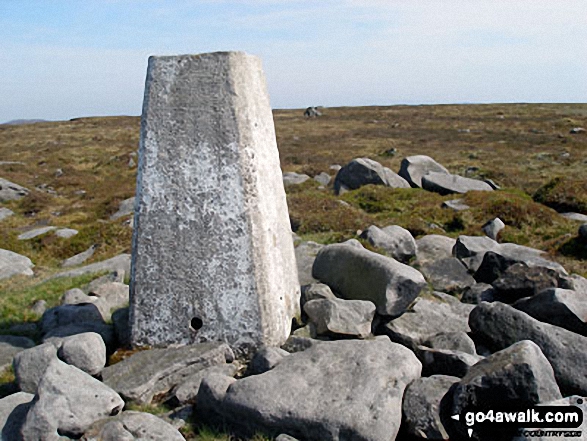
1, 0, 586, 122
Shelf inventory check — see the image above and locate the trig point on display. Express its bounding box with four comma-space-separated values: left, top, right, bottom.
130, 51, 300, 354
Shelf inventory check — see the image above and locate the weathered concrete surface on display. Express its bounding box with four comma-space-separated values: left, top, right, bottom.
131, 51, 299, 354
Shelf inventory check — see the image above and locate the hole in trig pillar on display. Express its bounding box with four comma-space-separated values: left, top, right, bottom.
190, 316, 203, 332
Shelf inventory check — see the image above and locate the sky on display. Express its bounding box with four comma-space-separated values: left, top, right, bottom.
1, 0, 586, 122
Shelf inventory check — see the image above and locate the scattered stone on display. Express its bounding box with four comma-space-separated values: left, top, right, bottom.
57, 332, 106, 376
402, 375, 459, 440
61, 244, 97, 268
0, 392, 34, 441
85, 269, 126, 293
110, 197, 135, 220
513, 288, 587, 336
50, 253, 131, 280
482, 217, 505, 240
492, 263, 567, 303
379, 292, 474, 350
0, 335, 35, 373
283, 172, 311, 186
570, 127, 586, 134
461, 283, 496, 304
17, 226, 56, 240
128, 157, 136, 168
469, 302, 587, 396
13, 342, 59, 393
329, 164, 342, 172
101, 342, 234, 404
334, 157, 410, 194
441, 198, 470, 211
360, 225, 416, 263
0, 249, 34, 280
419, 257, 475, 294
313, 172, 331, 186
304, 106, 321, 117
312, 241, 426, 317
249, 347, 289, 375
422, 172, 493, 195
450, 340, 562, 440
55, 228, 78, 238
21, 358, 124, 440
0, 177, 29, 202
415, 346, 483, 377
561, 212, 587, 222
295, 241, 324, 286
424, 331, 477, 355
29, 299, 47, 316
196, 338, 421, 441
0, 207, 14, 221
304, 298, 375, 338
398, 155, 450, 188
415, 235, 456, 265
89, 281, 130, 318
83, 410, 185, 441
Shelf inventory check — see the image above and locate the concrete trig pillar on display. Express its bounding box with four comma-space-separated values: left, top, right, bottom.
130, 51, 300, 355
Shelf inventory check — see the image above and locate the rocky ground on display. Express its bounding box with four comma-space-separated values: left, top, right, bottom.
0, 104, 586, 440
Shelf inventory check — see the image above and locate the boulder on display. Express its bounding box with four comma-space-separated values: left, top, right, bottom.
196, 338, 421, 441
304, 298, 375, 338
283, 172, 311, 186
398, 155, 450, 188
295, 241, 324, 286
312, 241, 426, 317
415, 235, 456, 265
449, 340, 562, 440
419, 257, 475, 294
453, 235, 500, 272
314, 172, 331, 186
17, 226, 57, 240
110, 196, 135, 220
0, 335, 35, 373
173, 363, 240, 405
513, 288, 587, 336
0, 392, 34, 441
21, 359, 124, 440
359, 225, 416, 263
85, 269, 126, 294
469, 302, 587, 396
379, 292, 474, 350
13, 342, 58, 393
249, 347, 289, 375
334, 157, 409, 194
402, 375, 459, 440
0, 177, 29, 202
461, 283, 496, 304
414, 346, 482, 378
492, 263, 567, 303
422, 172, 493, 195
57, 332, 106, 376
61, 244, 97, 268
482, 217, 505, 240
49, 253, 131, 280
61, 288, 111, 320
101, 342, 234, 404
301, 283, 336, 307
83, 411, 185, 441
0, 249, 34, 280
0, 207, 14, 221
424, 331, 477, 355
89, 281, 130, 319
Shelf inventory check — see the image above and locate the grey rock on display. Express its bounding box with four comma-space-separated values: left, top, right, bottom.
570, 127, 586, 134
61, 287, 92, 305
21, 358, 124, 440
101, 342, 234, 404
13, 342, 58, 393
482, 217, 505, 240
132, 52, 300, 354
304, 298, 375, 338
57, 332, 106, 376
450, 340, 562, 440
420, 257, 476, 294
379, 292, 474, 350
441, 198, 470, 211
173, 363, 239, 404
415, 346, 482, 377
0, 335, 35, 373
469, 302, 587, 396
0, 392, 34, 441
312, 241, 426, 317
0, 177, 29, 202
30, 299, 47, 316
398, 155, 450, 188
416, 235, 456, 265
17, 226, 57, 240
196, 338, 421, 441
295, 241, 324, 286
85, 269, 125, 294
110, 196, 135, 220
276, 435, 300, 441
580, 223, 587, 240
461, 283, 496, 304
301, 283, 336, 307
0, 207, 14, 221
334, 157, 410, 194
313, 172, 331, 186
249, 347, 289, 375
83, 411, 185, 441
453, 235, 501, 272
304, 106, 321, 117
112, 307, 130, 348
55, 228, 78, 238
424, 331, 477, 355
48, 254, 131, 281
513, 288, 587, 336
283, 172, 310, 186
423, 172, 493, 195
492, 263, 567, 303
360, 224, 416, 263
89, 281, 129, 319
484, 179, 501, 190
0, 249, 34, 280
402, 375, 459, 440
329, 164, 342, 172
473, 250, 517, 284
281, 335, 317, 354
561, 212, 587, 222
61, 244, 97, 268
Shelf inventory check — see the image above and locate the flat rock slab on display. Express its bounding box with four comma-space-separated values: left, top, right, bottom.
283, 172, 310, 186
131, 52, 299, 353
415, 235, 456, 265
334, 157, 409, 194
0, 177, 29, 202
48, 253, 131, 280
17, 226, 57, 240
61, 244, 97, 268
83, 411, 185, 441
399, 155, 449, 188
422, 172, 493, 195
442, 198, 470, 211
0, 249, 34, 280
101, 342, 234, 404
304, 298, 375, 338
55, 228, 78, 238
197, 338, 421, 441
